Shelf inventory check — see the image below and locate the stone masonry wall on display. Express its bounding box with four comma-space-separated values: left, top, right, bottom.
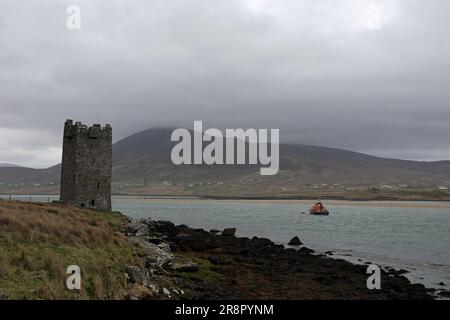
60, 119, 112, 210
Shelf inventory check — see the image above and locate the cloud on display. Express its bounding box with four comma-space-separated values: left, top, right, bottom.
0, 128, 61, 168
1, 0, 450, 167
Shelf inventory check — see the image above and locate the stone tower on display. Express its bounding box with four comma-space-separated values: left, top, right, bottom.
60, 119, 112, 210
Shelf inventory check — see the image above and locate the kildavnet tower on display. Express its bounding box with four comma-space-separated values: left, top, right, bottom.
60, 119, 112, 210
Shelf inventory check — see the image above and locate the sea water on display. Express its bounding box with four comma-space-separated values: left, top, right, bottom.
114, 197, 450, 291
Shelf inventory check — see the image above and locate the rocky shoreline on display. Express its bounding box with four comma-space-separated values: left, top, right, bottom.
123, 218, 440, 300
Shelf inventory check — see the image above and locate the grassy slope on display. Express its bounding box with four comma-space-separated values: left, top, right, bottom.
0, 200, 140, 299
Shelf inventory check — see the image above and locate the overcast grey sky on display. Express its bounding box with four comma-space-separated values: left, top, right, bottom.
1, 0, 450, 168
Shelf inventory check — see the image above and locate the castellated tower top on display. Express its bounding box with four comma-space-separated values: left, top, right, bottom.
63, 119, 112, 139
60, 119, 112, 211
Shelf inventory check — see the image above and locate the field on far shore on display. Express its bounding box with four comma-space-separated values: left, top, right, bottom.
2, 181, 450, 202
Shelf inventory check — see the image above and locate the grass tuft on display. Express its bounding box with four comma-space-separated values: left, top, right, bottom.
171, 253, 223, 283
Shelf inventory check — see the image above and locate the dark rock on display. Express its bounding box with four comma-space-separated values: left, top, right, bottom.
439, 290, 450, 298
313, 275, 333, 286
250, 237, 273, 246
221, 228, 236, 237
171, 262, 200, 273
288, 236, 303, 246
143, 219, 158, 226
157, 220, 175, 226
127, 218, 433, 300
146, 237, 165, 245
438, 282, 446, 286
410, 283, 426, 291
210, 229, 220, 235
178, 238, 210, 252
209, 256, 232, 265
387, 268, 409, 276
174, 233, 192, 240
397, 269, 409, 275
239, 248, 253, 256
298, 247, 314, 254
126, 266, 152, 287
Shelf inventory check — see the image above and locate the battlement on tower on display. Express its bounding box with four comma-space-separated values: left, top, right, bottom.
64, 119, 112, 139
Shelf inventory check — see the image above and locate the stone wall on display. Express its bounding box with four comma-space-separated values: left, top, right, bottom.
60, 119, 112, 210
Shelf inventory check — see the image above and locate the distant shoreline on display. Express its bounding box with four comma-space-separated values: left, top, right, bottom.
200, 195, 450, 202
2, 193, 450, 203
115, 194, 450, 203
111, 195, 450, 209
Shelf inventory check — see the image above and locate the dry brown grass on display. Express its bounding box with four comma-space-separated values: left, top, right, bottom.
0, 200, 140, 300
0, 200, 127, 247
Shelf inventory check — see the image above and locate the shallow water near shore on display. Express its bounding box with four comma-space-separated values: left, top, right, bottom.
3, 195, 449, 292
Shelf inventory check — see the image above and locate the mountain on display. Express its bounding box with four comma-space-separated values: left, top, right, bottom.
112, 128, 260, 183
112, 128, 450, 186
0, 163, 23, 167
0, 165, 60, 184
1, 128, 450, 197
